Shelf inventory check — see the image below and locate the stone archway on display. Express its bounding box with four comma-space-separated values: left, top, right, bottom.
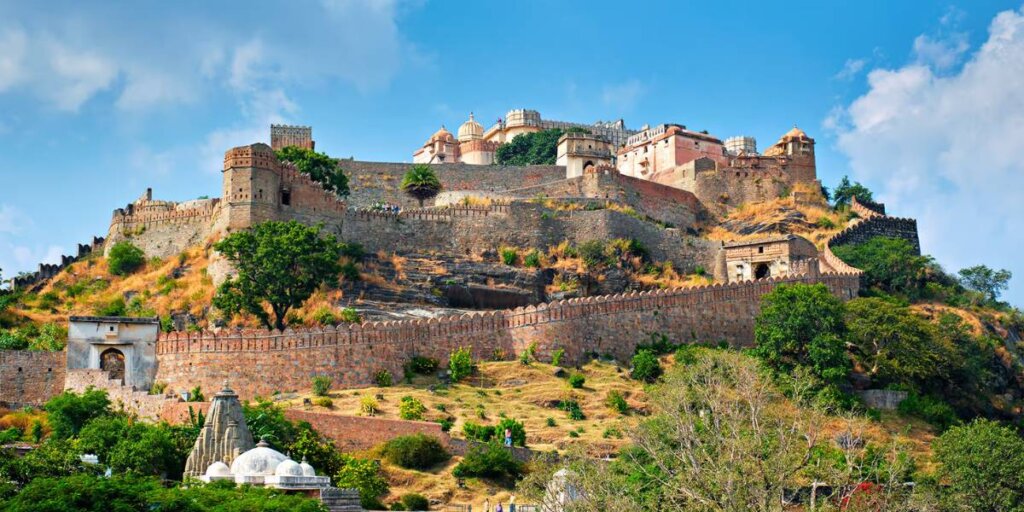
754, 263, 771, 280
100, 348, 125, 384
583, 161, 595, 173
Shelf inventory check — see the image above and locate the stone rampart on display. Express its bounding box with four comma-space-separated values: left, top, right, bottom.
850, 196, 886, 217
828, 215, 920, 256
152, 271, 859, 400
10, 237, 105, 291
0, 350, 66, 407
283, 410, 449, 453
64, 368, 174, 421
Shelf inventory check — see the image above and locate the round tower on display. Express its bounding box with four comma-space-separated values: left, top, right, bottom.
222, 143, 282, 231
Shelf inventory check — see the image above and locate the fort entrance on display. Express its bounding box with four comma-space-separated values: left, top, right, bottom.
100, 348, 125, 383
754, 263, 771, 279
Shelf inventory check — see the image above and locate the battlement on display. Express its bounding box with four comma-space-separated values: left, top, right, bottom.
9, 237, 105, 291
823, 199, 920, 274
850, 196, 886, 218
223, 143, 279, 171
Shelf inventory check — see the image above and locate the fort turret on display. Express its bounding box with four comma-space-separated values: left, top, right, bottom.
222, 143, 282, 231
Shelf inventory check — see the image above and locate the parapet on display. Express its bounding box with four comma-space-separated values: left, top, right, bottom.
224, 143, 279, 171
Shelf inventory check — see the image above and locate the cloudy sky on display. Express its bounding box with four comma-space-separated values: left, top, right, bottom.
0, 0, 1021, 305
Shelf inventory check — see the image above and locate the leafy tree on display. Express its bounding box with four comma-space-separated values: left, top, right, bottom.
958, 265, 1012, 303
400, 164, 442, 207
44, 388, 111, 440
213, 221, 342, 330
336, 456, 389, 510
289, 422, 345, 481
275, 145, 349, 196
630, 349, 663, 383
448, 346, 473, 382
832, 175, 874, 208
107, 241, 145, 276
495, 128, 570, 165
0, 439, 91, 489
242, 399, 297, 448
844, 298, 951, 389
494, 417, 527, 447
832, 237, 940, 299
934, 419, 1024, 511
753, 283, 849, 384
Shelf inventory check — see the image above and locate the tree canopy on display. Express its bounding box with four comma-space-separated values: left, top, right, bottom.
958, 265, 1013, 303
495, 128, 578, 165
832, 237, 940, 299
831, 175, 874, 208
400, 164, 442, 207
275, 146, 349, 197
107, 241, 145, 276
935, 419, 1024, 511
213, 221, 342, 330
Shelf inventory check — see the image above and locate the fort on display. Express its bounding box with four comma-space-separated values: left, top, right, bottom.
0, 118, 922, 417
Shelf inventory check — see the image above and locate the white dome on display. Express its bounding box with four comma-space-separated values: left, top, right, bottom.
458, 113, 484, 142
205, 461, 232, 477
230, 440, 288, 477
275, 458, 304, 477
300, 459, 316, 477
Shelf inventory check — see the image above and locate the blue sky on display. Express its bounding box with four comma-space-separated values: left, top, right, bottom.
1, 0, 1022, 305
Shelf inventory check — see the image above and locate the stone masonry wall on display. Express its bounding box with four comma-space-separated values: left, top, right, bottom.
0, 350, 66, 407
152, 271, 859, 400
283, 410, 449, 453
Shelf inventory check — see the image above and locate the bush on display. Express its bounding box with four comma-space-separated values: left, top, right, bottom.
311, 307, 337, 325
340, 307, 362, 324
398, 396, 427, 421
605, 390, 628, 414
44, 388, 111, 440
934, 419, 1024, 510
898, 393, 960, 431
630, 349, 663, 382
500, 247, 518, 266
97, 297, 127, 317
674, 345, 698, 365
494, 417, 527, 447
545, 417, 556, 427
374, 370, 393, 387
816, 216, 836, 229
380, 434, 450, 470
568, 372, 586, 389
0, 331, 28, 350
313, 397, 333, 408
449, 347, 474, 382
336, 456, 389, 510
400, 493, 430, 511
360, 396, 379, 416
148, 382, 167, 395
559, 399, 585, 421
311, 376, 333, 397
462, 421, 495, 443
107, 242, 145, 276
436, 417, 454, 432
578, 240, 609, 268
408, 356, 439, 375
551, 348, 565, 366
523, 250, 541, 268
451, 443, 523, 480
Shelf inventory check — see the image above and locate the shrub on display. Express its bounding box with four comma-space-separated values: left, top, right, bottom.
336, 455, 389, 510
374, 370, 393, 387
898, 393, 960, 431
816, 216, 836, 229
436, 417, 454, 432
451, 442, 523, 480
448, 347, 473, 382
340, 261, 361, 281
360, 396, 379, 416
381, 434, 450, 470
44, 388, 111, 440
311, 307, 337, 325
97, 297, 127, 317
313, 397, 333, 408
187, 386, 205, 402
551, 348, 565, 366
568, 430, 579, 438
107, 241, 145, 276
605, 390, 628, 414
400, 493, 430, 511
568, 372, 586, 389
523, 250, 541, 268
545, 417, 556, 427
674, 345, 698, 365
559, 399, 585, 421
311, 376, 333, 397
0, 331, 28, 350
462, 421, 495, 443
500, 247, 518, 266
494, 417, 527, 447
340, 307, 362, 324
148, 382, 167, 396
408, 356, 439, 375
934, 419, 1024, 510
578, 240, 609, 268
398, 396, 427, 421
630, 349, 663, 382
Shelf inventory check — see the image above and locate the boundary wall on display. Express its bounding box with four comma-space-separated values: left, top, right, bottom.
153, 271, 859, 400
0, 350, 66, 407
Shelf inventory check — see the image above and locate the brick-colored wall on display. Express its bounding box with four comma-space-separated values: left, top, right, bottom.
283, 410, 449, 452
152, 272, 859, 400
0, 350, 66, 407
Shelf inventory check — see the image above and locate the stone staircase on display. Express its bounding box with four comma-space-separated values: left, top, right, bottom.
320, 488, 363, 511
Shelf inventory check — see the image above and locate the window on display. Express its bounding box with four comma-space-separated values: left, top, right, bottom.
758, 246, 764, 254
281, 191, 291, 206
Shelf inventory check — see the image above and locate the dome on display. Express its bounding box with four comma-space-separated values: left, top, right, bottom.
205, 461, 232, 478
275, 458, 304, 477
431, 125, 454, 142
457, 113, 484, 142
299, 458, 316, 477
781, 126, 808, 140
230, 439, 288, 477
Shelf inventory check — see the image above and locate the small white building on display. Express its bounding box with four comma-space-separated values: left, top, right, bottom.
201, 438, 332, 490
66, 316, 159, 390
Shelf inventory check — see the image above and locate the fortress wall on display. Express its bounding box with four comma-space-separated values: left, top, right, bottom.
692, 167, 793, 211
106, 202, 220, 259
0, 350, 66, 407
343, 161, 564, 208
829, 215, 921, 256
283, 410, 450, 452
152, 272, 859, 400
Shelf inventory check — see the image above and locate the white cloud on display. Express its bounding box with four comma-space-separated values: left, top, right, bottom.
601, 79, 646, 113
0, 204, 29, 234
912, 33, 969, 70
45, 39, 118, 111
0, 28, 27, 91
834, 58, 867, 80
829, 6, 1024, 305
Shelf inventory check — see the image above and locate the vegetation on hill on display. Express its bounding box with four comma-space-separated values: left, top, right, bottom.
828, 175, 874, 208
275, 145, 350, 197
213, 220, 347, 330
495, 127, 588, 166
400, 164, 442, 207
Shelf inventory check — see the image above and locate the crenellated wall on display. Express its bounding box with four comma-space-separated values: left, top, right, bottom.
829, 197, 920, 256
152, 271, 860, 400
10, 237, 105, 291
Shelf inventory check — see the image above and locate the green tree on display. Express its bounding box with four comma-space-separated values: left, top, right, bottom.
107, 241, 145, 276
44, 388, 111, 440
242, 399, 297, 448
288, 422, 345, 482
275, 145, 349, 196
400, 164, 442, 207
336, 456, 389, 510
832, 175, 874, 208
213, 221, 342, 330
934, 419, 1024, 511
630, 349, 663, 383
495, 128, 575, 165
845, 297, 951, 389
753, 283, 849, 384
958, 265, 1012, 303
832, 237, 939, 299
448, 346, 473, 382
